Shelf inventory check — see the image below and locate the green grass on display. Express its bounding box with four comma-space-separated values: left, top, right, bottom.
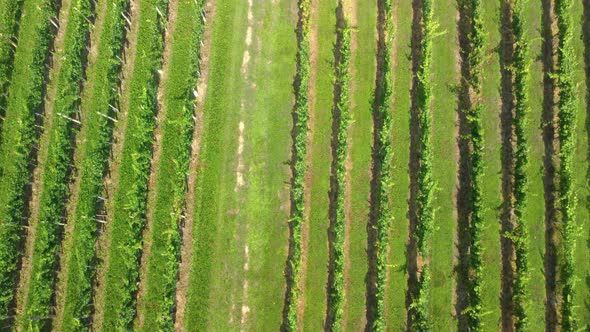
137, 0, 205, 330
522, 2, 546, 330
57, 0, 130, 329
571, 0, 590, 326
0, 0, 58, 322
479, 0, 502, 328
345, 0, 375, 329
429, 0, 458, 329
19, 0, 93, 329
183, 0, 295, 330
302, 0, 336, 329
241, 2, 294, 329
388, 0, 411, 329
183, 1, 245, 330
99, 0, 168, 329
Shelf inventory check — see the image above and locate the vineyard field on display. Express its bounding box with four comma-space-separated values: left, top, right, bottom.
0, 0, 588, 331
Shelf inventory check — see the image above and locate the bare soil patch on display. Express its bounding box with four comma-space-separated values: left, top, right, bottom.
540, 0, 559, 329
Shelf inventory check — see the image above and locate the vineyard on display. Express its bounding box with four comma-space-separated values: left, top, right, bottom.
0, 0, 589, 331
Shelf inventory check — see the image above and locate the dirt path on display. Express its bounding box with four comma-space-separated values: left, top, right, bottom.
498, 1, 518, 330
133, 0, 178, 328
13, 0, 73, 325
91, 0, 141, 329
173, 1, 216, 329
540, 0, 559, 329
52, 0, 110, 328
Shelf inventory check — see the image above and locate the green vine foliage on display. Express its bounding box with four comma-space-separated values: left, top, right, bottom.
411, 0, 435, 329
555, 0, 578, 330
326, 9, 351, 332
0, 0, 58, 320
22, 0, 94, 330
511, 0, 531, 330
368, 0, 394, 330
0, 0, 24, 135
284, 0, 311, 330
59, 1, 130, 329
99, 0, 169, 329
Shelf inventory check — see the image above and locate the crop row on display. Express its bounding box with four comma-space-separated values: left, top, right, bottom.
411, 0, 435, 329
325, 7, 351, 331
510, 0, 531, 330
0, 0, 24, 134
554, 0, 578, 330
58, 0, 131, 329
368, 0, 394, 330
458, 0, 485, 329
99, 0, 169, 330
20, 0, 94, 329
0, 0, 58, 321
138, 0, 206, 330
283, 0, 311, 330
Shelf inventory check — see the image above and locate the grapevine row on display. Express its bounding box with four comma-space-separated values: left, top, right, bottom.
554, 0, 578, 329
367, 0, 394, 330
138, 0, 206, 330
0, 0, 24, 134
410, 0, 435, 329
511, 0, 531, 330
283, 0, 311, 330
325, 5, 351, 330
459, 0, 485, 329
20, 0, 94, 329
99, 0, 169, 329
0, 0, 59, 321
58, 0, 131, 329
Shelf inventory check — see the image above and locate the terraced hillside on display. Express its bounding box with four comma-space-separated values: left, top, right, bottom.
0, 0, 588, 331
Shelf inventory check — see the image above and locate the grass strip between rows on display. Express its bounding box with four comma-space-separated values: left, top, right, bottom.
20, 0, 94, 329
100, 0, 168, 329
0, 0, 58, 322
139, 0, 206, 330
58, 1, 131, 330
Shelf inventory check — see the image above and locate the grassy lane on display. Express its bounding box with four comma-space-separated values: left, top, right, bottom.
97, 0, 168, 329
521, 2, 545, 329
344, 0, 375, 329
183, 0, 295, 329
241, 1, 294, 329
0, 0, 58, 323
479, 0, 501, 328
302, 0, 335, 329
135, 0, 206, 330
571, 0, 590, 326
429, 0, 458, 329
387, 0, 410, 328
182, 1, 246, 329
584, 0, 590, 328
0, 0, 24, 134
19, 0, 94, 329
